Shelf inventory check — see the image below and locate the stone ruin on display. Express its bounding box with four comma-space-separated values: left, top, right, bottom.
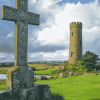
0, 0, 52, 100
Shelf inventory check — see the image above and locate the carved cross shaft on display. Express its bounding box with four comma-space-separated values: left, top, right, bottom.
1, 0, 40, 66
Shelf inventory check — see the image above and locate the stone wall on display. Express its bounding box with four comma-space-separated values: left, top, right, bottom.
69, 22, 82, 64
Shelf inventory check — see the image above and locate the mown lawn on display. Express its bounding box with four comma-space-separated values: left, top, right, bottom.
34, 75, 100, 100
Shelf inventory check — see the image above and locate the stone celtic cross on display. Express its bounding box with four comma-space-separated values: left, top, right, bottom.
1, 0, 40, 66
0, 1, 52, 100
1, 0, 40, 94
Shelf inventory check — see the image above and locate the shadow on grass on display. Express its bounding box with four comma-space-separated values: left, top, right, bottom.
51, 94, 64, 100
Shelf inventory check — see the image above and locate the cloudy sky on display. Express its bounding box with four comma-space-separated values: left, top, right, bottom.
0, 0, 100, 62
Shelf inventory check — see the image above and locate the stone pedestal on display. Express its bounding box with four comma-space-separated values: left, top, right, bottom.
3, 66, 53, 100
20, 84, 52, 100
6, 66, 34, 97
0, 84, 52, 100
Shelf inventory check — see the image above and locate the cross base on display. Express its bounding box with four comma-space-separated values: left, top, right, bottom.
6, 66, 34, 95
0, 84, 52, 100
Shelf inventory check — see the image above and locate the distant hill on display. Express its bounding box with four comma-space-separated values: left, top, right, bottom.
28, 60, 66, 64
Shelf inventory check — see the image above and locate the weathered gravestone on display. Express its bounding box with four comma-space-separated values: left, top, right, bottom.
0, 0, 52, 100
37, 75, 46, 80
59, 72, 64, 78
69, 72, 74, 76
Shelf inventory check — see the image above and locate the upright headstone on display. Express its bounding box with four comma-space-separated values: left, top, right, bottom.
94, 68, 96, 73
37, 75, 46, 80
69, 72, 74, 76
59, 72, 64, 78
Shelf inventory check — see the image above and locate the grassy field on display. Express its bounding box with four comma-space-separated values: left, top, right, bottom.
1, 63, 100, 100
28, 63, 63, 70
0, 67, 12, 73
1, 74, 100, 100
34, 75, 100, 100
28, 63, 54, 69
0, 79, 6, 91
34, 68, 55, 75
0, 63, 60, 73
0, 67, 13, 70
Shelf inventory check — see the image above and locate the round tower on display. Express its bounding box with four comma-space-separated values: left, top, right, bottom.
68, 22, 82, 64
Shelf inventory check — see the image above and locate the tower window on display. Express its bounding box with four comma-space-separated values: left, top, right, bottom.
72, 32, 74, 36
71, 52, 74, 57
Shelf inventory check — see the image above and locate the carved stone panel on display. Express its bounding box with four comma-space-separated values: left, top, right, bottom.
1, 5, 17, 21
28, 12, 40, 25
16, 21, 28, 66
17, 0, 28, 10
11, 66, 34, 98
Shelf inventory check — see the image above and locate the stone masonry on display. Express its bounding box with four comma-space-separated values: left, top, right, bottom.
68, 22, 82, 64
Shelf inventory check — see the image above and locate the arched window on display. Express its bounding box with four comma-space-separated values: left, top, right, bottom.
71, 52, 74, 57
72, 32, 74, 36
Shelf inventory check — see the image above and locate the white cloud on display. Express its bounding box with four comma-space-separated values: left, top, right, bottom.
0, 53, 14, 62
1, 0, 100, 62
83, 26, 100, 43
28, 0, 100, 60
32, 0, 36, 3
0, 53, 6, 58
37, 24, 68, 45
3, 0, 10, 3
42, 0, 62, 8
28, 49, 68, 61
6, 33, 13, 38
43, 54, 54, 58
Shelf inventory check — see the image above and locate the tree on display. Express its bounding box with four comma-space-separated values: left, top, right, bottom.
63, 61, 69, 66
80, 51, 99, 71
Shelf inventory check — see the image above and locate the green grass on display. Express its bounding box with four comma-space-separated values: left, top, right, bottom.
1, 74, 100, 99
34, 68, 55, 75
0, 84, 7, 90
34, 75, 100, 100
1, 66, 100, 100
0, 70, 7, 73
0, 67, 13, 73
0, 79, 6, 85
